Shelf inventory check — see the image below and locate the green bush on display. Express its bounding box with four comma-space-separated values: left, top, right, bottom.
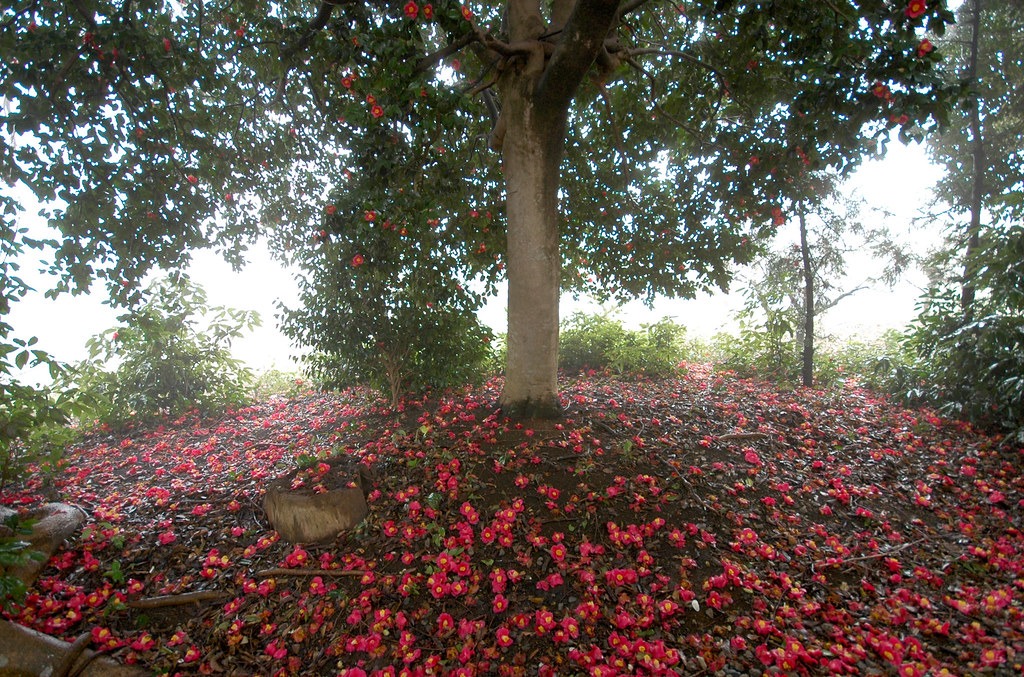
64, 276, 259, 427
897, 224, 1024, 438
708, 316, 800, 383
1, 223, 79, 493
251, 368, 310, 401
814, 331, 918, 391
558, 312, 687, 377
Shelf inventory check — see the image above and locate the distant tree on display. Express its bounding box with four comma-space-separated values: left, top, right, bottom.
926, 0, 1024, 319
908, 0, 1024, 435
739, 172, 909, 386
1, 0, 955, 418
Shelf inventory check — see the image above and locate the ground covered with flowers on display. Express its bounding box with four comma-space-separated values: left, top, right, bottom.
3, 368, 1024, 676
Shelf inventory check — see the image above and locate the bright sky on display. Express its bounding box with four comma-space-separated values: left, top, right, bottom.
8, 138, 945, 381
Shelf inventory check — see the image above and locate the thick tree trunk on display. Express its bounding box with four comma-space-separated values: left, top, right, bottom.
498, 76, 567, 419
798, 203, 815, 387
492, 0, 622, 418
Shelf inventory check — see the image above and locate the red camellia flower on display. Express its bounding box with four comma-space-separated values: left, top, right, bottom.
916, 38, 934, 57
351, 254, 365, 267
326, 204, 336, 215
871, 82, 891, 100
163, 37, 172, 52
186, 174, 198, 184
904, 0, 927, 18
403, 0, 418, 19
461, 5, 472, 20
422, 3, 434, 19
371, 104, 384, 118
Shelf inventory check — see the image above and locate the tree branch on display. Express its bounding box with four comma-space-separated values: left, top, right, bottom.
618, 0, 654, 18
625, 47, 724, 79
415, 32, 477, 73
538, 0, 623, 111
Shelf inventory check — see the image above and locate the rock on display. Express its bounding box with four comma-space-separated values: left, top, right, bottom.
262, 473, 368, 544
1, 503, 87, 587
0, 620, 148, 677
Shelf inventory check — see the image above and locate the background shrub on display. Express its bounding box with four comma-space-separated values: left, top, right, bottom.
64, 276, 259, 427
558, 312, 688, 377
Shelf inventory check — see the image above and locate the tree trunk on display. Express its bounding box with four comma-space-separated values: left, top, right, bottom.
498, 71, 567, 419
961, 0, 985, 321
798, 202, 815, 387
492, 0, 621, 418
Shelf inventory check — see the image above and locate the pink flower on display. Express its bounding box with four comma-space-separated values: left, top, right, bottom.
351, 254, 365, 267
157, 530, 175, 545
437, 613, 455, 635
904, 0, 927, 18
495, 626, 513, 648
403, 0, 418, 19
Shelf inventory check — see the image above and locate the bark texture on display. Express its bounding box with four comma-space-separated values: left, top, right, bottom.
497, 0, 622, 418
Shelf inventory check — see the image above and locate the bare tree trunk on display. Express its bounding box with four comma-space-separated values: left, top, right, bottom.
961, 0, 986, 321
798, 202, 815, 387
494, 0, 621, 418
498, 66, 567, 419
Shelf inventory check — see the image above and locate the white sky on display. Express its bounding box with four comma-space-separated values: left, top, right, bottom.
7, 139, 945, 380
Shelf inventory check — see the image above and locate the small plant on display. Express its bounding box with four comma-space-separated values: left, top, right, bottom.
0, 515, 44, 611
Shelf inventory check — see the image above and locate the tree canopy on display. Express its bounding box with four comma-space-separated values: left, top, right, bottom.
1, 0, 955, 415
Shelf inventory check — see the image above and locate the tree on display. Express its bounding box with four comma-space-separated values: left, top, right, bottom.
926, 0, 1024, 320
908, 0, 1024, 435
2, 0, 955, 418
738, 172, 909, 386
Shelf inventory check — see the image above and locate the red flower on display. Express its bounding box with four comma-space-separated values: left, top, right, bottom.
403, 0, 418, 19
461, 5, 472, 20
916, 38, 934, 57
871, 82, 891, 100
422, 4, 434, 19
162, 37, 172, 53
351, 254, 365, 267
371, 104, 384, 118
326, 204, 336, 215
186, 174, 198, 184
904, 0, 927, 18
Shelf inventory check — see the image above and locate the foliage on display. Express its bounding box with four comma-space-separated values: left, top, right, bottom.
709, 320, 800, 383
903, 223, 1024, 437
1, 221, 76, 492
0, 0, 958, 413
910, 2, 1024, 438
251, 368, 311, 401
64, 276, 260, 427
737, 171, 910, 386
281, 243, 495, 408
559, 312, 688, 377
928, 1, 1024, 227
0, 515, 43, 611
